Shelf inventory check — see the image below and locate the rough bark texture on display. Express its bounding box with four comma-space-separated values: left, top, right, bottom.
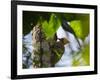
32, 24, 67, 68
32, 24, 53, 68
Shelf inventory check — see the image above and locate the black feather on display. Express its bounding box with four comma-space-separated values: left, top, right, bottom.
62, 19, 81, 49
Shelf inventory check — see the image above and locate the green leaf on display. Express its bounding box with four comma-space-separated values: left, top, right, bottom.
70, 14, 89, 40
70, 20, 82, 39
42, 14, 61, 40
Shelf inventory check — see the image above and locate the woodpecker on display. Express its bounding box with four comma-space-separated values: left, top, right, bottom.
51, 37, 69, 66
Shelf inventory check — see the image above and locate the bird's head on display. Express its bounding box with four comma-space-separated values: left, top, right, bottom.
58, 38, 69, 45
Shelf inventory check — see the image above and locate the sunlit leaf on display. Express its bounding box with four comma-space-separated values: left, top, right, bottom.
42, 14, 61, 40
70, 20, 82, 39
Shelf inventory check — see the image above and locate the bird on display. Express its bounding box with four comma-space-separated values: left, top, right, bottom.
51, 37, 69, 66
61, 19, 81, 49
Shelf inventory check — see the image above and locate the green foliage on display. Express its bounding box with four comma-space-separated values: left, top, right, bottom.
82, 44, 90, 65
70, 14, 89, 40
55, 13, 75, 22
70, 20, 82, 39
72, 44, 90, 66
70, 14, 90, 66
42, 14, 61, 40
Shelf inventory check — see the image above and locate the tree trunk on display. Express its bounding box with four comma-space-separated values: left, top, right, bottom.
32, 24, 56, 68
